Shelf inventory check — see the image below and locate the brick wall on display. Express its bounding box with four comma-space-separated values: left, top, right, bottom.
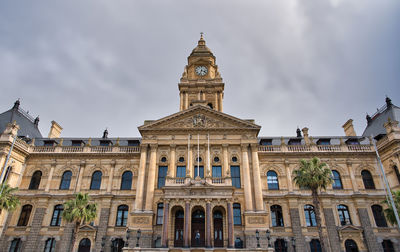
323, 208, 341, 252
289, 208, 306, 252
94, 208, 111, 251
22, 207, 46, 251
358, 208, 383, 252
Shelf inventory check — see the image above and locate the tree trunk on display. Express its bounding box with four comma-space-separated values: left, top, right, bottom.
312, 189, 326, 252
70, 222, 79, 252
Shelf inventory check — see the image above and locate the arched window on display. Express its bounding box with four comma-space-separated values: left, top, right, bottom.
309, 239, 321, 252
267, 170, 279, 190
59, 171, 72, 190
382, 239, 395, 252
332, 170, 343, 189
337, 205, 352, 225
304, 205, 316, 227
44, 238, 56, 252
233, 203, 241, 225
345, 239, 359, 252
361, 170, 375, 189
271, 205, 284, 227
116, 205, 129, 227
394, 166, 400, 184
120, 171, 132, 190
17, 204, 32, 226
371, 205, 387, 227
156, 203, 164, 225
29, 170, 42, 190
111, 238, 125, 252
274, 239, 287, 252
50, 204, 64, 226
9, 238, 22, 252
78, 238, 91, 252
90, 171, 102, 190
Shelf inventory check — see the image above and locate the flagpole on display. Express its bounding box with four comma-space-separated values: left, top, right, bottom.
372, 136, 400, 231
188, 134, 190, 178
197, 134, 200, 178
208, 133, 210, 177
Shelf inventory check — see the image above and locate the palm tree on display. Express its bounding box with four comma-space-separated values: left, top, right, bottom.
383, 190, 400, 225
293, 157, 333, 252
0, 183, 20, 213
62, 193, 97, 251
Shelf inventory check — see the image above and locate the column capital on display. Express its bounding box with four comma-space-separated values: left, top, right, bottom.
241, 144, 249, 151
150, 144, 158, 150
222, 144, 229, 148
250, 143, 259, 149
140, 143, 148, 148
170, 144, 176, 148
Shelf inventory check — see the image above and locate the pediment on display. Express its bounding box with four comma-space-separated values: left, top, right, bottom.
138, 105, 261, 133
78, 224, 97, 232
338, 225, 363, 233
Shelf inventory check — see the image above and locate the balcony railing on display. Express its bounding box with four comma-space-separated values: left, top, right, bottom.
165, 177, 232, 186
31, 146, 140, 154
258, 144, 373, 153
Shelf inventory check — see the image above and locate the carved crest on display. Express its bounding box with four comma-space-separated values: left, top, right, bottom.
192, 114, 206, 127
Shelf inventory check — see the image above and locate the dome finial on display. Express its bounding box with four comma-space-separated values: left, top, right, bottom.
198, 32, 205, 46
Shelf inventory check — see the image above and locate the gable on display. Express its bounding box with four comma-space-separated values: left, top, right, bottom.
138, 105, 260, 133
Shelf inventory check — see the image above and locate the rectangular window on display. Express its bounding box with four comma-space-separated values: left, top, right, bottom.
156, 203, 164, 225
176, 166, 186, 178
316, 139, 331, 145
43, 140, 56, 146
230, 166, 241, 188
260, 139, 272, 146
99, 140, 111, 146
157, 166, 168, 188
233, 203, 242, 225
127, 140, 140, 146
194, 166, 204, 178
212, 166, 222, 178
71, 140, 83, 146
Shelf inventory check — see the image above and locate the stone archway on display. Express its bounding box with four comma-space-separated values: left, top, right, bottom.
171, 206, 184, 247
191, 206, 205, 247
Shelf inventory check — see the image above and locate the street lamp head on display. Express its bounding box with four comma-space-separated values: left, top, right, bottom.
291, 237, 296, 246
266, 229, 270, 238
126, 229, 131, 240
255, 229, 259, 238
137, 229, 141, 239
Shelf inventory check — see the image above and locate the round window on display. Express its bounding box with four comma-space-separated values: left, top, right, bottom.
161, 157, 167, 162
179, 157, 185, 163
232, 156, 238, 162
214, 157, 220, 162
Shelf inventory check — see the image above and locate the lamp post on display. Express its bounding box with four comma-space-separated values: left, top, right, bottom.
101, 237, 106, 252
136, 229, 141, 247
291, 237, 296, 252
256, 230, 260, 248
266, 229, 271, 248
125, 229, 131, 248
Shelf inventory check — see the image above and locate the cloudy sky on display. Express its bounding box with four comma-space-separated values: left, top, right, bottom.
0, 0, 399, 138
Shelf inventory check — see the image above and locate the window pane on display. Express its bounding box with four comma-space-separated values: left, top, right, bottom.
194, 166, 204, 178
158, 166, 168, 188
121, 171, 132, 190
176, 166, 186, 178
90, 171, 102, 190
267, 171, 279, 190
212, 166, 222, 177
233, 204, 241, 225
60, 171, 72, 190
230, 166, 241, 188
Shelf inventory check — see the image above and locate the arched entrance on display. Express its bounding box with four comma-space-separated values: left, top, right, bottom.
345, 239, 359, 252
174, 210, 184, 247
213, 210, 223, 247
191, 208, 205, 247
78, 238, 91, 252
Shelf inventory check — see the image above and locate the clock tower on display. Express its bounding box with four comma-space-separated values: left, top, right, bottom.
178, 34, 225, 112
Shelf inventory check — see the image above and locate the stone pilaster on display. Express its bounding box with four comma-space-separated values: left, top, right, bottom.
135, 145, 148, 211
58, 222, 75, 252
145, 144, 157, 211
45, 161, 56, 192
289, 208, 306, 252
188, 144, 193, 178
223, 144, 229, 177
23, 207, 46, 251
323, 208, 341, 252
184, 200, 190, 247
227, 202, 234, 248
285, 161, 293, 192
358, 208, 383, 252
75, 160, 86, 192
169, 145, 176, 177
241, 144, 253, 211
251, 144, 264, 211
107, 160, 116, 192
94, 208, 111, 251
347, 161, 359, 193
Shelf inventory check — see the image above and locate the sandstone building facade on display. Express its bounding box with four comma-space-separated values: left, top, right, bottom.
0, 36, 399, 252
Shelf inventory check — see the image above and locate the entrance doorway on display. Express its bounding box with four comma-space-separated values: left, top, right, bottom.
78, 238, 91, 252
174, 210, 184, 247
191, 209, 205, 247
213, 210, 224, 247
345, 239, 359, 252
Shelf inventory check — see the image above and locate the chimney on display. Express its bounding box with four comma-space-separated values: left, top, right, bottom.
342, 119, 357, 136
386, 96, 393, 108
2, 121, 20, 137
302, 127, 311, 145
48, 121, 63, 138
384, 117, 400, 134
34, 116, 40, 127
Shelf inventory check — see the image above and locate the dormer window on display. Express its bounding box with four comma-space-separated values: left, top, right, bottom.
100, 140, 112, 146
317, 139, 331, 145
288, 139, 301, 145
128, 140, 140, 146
260, 139, 272, 146
345, 138, 360, 145
43, 140, 57, 146
71, 140, 84, 146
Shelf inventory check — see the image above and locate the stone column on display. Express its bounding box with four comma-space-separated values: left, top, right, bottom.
169, 144, 176, 177
94, 206, 111, 251
215, 93, 219, 111
205, 143, 210, 177
180, 93, 183, 111
347, 161, 359, 192
145, 144, 158, 211
135, 145, 147, 211
223, 144, 229, 177
241, 144, 254, 211
184, 200, 190, 247
323, 208, 341, 252
219, 92, 223, 112
227, 202, 234, 248
75, 160, 86, 192
188, 144, 193, 178
289, 207, 306, 252
107, 160, 116, 193
285, 161, 293, 192
358, 208, 384, 252
251, 144, 264, 211
185, 92, 189, 110
162, 200, 170, 247
45, 161, 56, 192
206, 201, 212, 247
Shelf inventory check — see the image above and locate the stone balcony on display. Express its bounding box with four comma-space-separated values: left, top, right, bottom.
258, 144, 373, 153
165, 177, 232, 187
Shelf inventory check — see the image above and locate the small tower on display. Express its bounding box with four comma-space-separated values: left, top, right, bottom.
178, 34, 225, 112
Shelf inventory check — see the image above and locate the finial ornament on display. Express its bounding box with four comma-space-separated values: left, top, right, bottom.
200, 32, 204, 39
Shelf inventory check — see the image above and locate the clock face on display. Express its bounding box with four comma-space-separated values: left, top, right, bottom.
195, 66, 208, 76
